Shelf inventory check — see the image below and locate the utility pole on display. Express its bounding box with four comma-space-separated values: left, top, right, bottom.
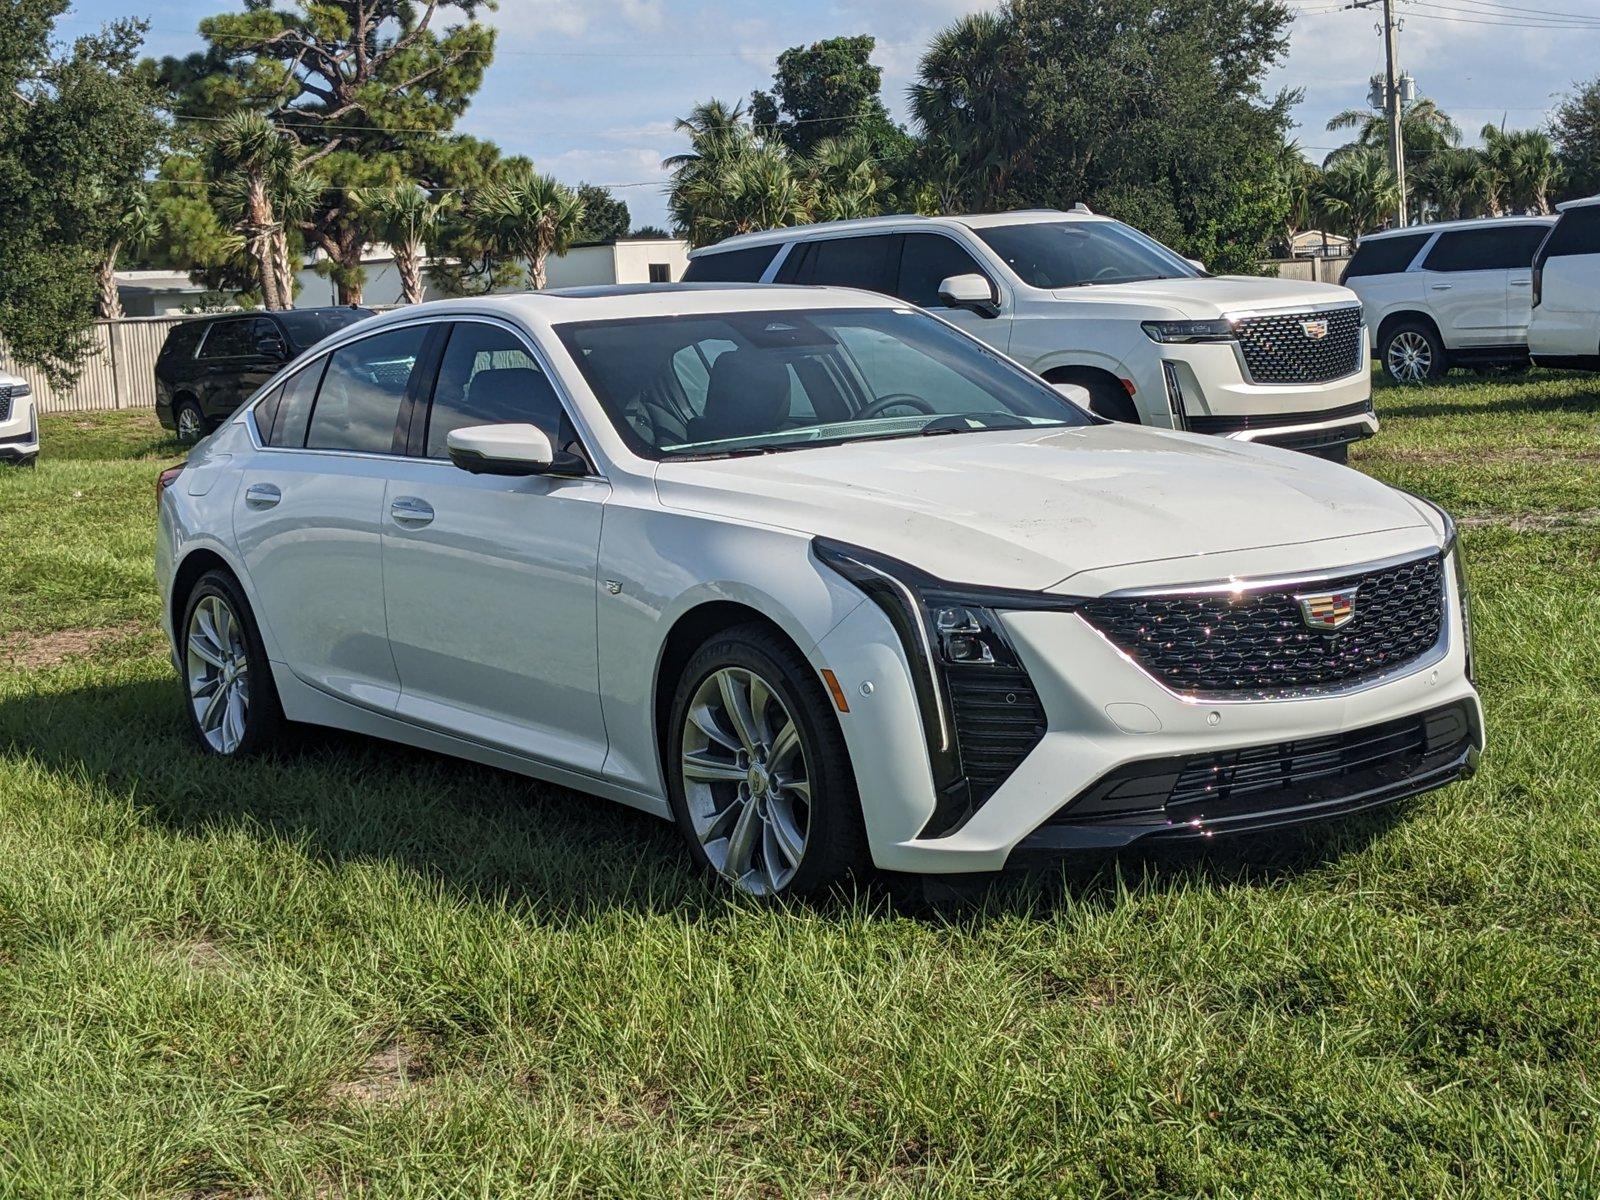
1353, 0, 1408, 226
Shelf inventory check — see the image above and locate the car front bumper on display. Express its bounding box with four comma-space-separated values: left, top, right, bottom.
815, 545, 1481, 874
0, 393, 39, 464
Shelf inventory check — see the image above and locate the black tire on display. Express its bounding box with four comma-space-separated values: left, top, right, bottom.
665, 622, 869, 898
178, 569, 284, 757
1048, 370, 1139, 423
174, 398, 207, 444
1379, 322, 1448, 384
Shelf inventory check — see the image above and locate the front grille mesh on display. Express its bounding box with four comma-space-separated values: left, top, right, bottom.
949, 665, 1046, 804
1079, 554, 1446, 695
1234, 306, 1362, 383
1168, 716, 1427, 807
0, 384, 12, 423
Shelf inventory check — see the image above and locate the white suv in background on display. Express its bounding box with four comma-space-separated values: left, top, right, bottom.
0, 369, 40, 466
1530, 195, 1600, 370
1341, 215, 1555, 383
684, 210, 1376, 461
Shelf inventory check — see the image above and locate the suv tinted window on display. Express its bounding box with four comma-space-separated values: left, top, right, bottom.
306, 327, 425, 454
1343, 233, 1429, 278
681, 245, 779, 283
276, 307, 374, 350
425, 322, 575, 458
896, 233, 991, 306
1541, 206, 1600, 258
159, 321, 206, 361
782, 234, 900, 292
199, 319, 257, 359
262, 361, 324, 448
1423, 225, 1550, 272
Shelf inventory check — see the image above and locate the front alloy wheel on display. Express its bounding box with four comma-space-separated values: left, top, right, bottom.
680, 666, 811, 894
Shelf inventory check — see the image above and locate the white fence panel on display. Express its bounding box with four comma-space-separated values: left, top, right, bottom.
0, 315, 199, 414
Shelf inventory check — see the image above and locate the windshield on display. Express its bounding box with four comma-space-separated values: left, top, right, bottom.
554, 306, 1095, 460
276, 307, 373, 349
974, 220, 1201, 289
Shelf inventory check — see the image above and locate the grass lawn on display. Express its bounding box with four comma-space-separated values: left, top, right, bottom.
1, 377, 1598, 1197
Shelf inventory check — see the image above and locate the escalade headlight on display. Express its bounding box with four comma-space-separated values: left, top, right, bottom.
813, 538, 1081, 836
8, 382, 30, 398
1140, 319, 1235, 344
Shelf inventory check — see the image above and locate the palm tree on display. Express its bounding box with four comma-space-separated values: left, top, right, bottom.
1480, 124, 1562, 214
664, 98, 754, 172
806, 135, 889, 222
365, 185, 452, 305
1275, 142, 1323, 255
1413, 147, 1497, 221
471, 171, 585, 290
96, 188, 161, 320
272, 168, 324, 309
209, 112, 298, 309
1315, 149, 1400, 238
1326, 92, 1461, 173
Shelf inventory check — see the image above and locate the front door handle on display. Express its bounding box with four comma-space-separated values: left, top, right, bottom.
1509, 279, 1532, 287
1430, 284, 1453, 291
243, 482, 281, 508
390, 496, 435, 527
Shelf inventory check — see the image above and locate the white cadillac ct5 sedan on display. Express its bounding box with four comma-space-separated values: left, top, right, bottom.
156, 285, 1484, 897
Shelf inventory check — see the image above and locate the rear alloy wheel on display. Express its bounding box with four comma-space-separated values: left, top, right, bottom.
1381, 324, 1446, 384
181, 571, 283, 756
667, 625, 867, 898
175, 400, 205, 444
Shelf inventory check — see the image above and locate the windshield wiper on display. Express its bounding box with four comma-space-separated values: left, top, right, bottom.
666, 445, 783, 461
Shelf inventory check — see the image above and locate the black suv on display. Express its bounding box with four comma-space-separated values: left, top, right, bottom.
155, 307, 374, 442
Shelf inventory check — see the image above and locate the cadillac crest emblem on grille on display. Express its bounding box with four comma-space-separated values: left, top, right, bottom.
1300, 318, 1330, 340
1296, 587, 1358, 631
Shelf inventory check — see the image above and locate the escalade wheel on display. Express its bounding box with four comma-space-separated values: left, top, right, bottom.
667, 625, 867, 898
181, 570, 283, 756
175, 400, 206, 444
1381, 323, 1447, 384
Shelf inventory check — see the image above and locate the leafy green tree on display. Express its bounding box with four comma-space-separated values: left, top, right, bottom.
365, 185, 452, 304
471, 171, 585, 290
1480, 124, 1562, 215
1553, 77, 1600, 200
629, 225, 671, 240
1413, 147, 1497, 221
750, 36, 898, 158
96, 188, 163, 320
0, 4, 163, 384
1274, 143, 1322, 255
1315, 148, 1399, 238
911, 0, 1296, 273
665, 103, 814, 245
805, 135, 891, 221
156, 0, 496, 303
574, 184, 631, 243
1325, 91, 1460, 178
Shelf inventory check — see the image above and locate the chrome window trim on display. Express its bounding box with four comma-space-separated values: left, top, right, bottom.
1083, 547, 1453, 705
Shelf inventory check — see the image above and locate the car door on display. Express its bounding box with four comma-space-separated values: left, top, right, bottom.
377, 318, 611, 772
1419, 227, 1528, 348
892, 232, 1009, 350
231, 323, 432, 711
1500, 224, 1554, 345
195, 318, 274, 419
1533, 205, 1600, 358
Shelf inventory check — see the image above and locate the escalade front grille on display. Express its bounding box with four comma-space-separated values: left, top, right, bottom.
0, 385, 12, 423
1233, 305, 1362, 384
1078, 553, 1446, 696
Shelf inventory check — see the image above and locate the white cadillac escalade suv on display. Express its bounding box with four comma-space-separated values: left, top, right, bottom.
683, 209, 1377, 461
0, 369, 40, 466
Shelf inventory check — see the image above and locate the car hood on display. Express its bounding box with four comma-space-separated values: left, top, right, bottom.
1052, 275, 1357, 320
653, 425, 1434, 593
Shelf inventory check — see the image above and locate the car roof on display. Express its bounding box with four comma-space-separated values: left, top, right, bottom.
1556, 193, 1600, 212
323, 284, 908, 335
686, 209, 1107, 257
1359, 214, 1556, 240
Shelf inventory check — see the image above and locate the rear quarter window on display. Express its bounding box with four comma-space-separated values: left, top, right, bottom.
159, 321, 206, 361
1542, 207, 1600, 258
1423, 225, 1550, 272
680, 245, 779, 283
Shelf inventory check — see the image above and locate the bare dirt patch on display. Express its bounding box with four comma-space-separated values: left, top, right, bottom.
0, 622, 149, 669
327, 1042, 424, 1106
1460, 508, 1600, 532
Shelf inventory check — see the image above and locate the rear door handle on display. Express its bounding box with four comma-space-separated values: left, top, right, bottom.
243, 482, 281, 508
1509, 279, 1532, 287
390, 496, 435, 527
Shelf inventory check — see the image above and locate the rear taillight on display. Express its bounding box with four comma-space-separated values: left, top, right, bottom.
1531, 263, 1543, 308
157, 462, 186, 507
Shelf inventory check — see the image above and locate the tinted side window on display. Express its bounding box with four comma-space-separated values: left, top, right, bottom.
681, 244, 779, 283
1424, 226, 1548, 272
199, 319, 256, 359
252, 381, 286, 438
896, 234, 991, 306
801, 235, 900, 293
264, 361, 324, 448
1543, 207, 1600, 258
1343, 233, 1430, 278
424, 323, 574, 458
160, 321, 205, 362
306, 327, 425, 454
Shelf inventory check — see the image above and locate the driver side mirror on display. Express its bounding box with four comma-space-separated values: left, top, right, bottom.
1051, 382, 1092, 407
937, 273, 1000, 318
255, 334, 289, 360
446, 423, 587, 477
1185, 258, 1208, 274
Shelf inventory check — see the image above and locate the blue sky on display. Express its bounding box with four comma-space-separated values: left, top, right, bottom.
60, 0, 1600, 230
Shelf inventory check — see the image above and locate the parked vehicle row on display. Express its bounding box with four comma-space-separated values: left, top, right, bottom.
157, 286, 1483, 897
686, 209, 1378, 461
